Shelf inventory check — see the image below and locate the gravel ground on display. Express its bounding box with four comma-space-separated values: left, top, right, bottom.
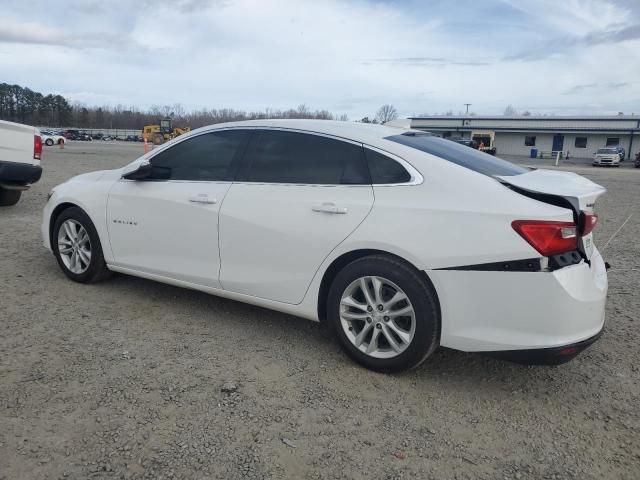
1, 142, 639, 480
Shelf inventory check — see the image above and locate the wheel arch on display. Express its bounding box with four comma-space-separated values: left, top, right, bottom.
49, 202, 82, 248
316, 248, 440, 324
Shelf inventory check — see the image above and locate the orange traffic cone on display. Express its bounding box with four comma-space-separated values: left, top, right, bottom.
143, 134, 150, 154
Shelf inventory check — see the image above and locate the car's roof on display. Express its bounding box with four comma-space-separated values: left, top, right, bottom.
199, 119, 418, 143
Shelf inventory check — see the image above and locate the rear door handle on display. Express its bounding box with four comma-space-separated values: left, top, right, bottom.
312, 202, 348, 214
189, 194, 217, 204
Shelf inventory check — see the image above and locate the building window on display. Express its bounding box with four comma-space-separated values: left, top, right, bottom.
575, 137, 588, 148
524, 136, 536, 146
606, 137, 620, 146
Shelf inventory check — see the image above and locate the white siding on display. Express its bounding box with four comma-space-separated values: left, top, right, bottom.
493, 133, 633, 158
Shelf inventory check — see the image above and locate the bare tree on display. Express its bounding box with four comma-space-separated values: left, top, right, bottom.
375, 104, 398, 124
503, 105, 518, 116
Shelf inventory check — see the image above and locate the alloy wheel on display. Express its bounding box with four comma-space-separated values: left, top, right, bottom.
339, 276, 416, 359
57, 219, 92, 274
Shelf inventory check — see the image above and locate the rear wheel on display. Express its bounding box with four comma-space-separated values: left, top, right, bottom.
327, 255, 440, 372
0, 187, 21, 206
53, 207, 111, 283
152, 133, 164, 145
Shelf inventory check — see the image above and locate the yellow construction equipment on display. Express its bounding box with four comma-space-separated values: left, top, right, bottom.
143, 118, 191, 145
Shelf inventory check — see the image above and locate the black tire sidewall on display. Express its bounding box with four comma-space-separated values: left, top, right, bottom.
327, 256, 440, 372
0, 188, 21, 206
52, 207, 107, 283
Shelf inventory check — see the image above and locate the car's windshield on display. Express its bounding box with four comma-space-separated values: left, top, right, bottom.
386, 133, 527, 177
597, 149, 616, 154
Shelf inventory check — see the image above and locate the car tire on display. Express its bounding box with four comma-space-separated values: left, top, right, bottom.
45, 138, 54, 146
52, 207, 111, 283
0, 187, 21, 206
327, 255, 440, 372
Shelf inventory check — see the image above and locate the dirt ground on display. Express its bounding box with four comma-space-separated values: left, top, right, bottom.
1, 141, 639, 480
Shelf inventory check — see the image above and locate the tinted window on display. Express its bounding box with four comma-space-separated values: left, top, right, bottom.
150, 130, 248, 181
386, 134, 527, 177
575, 137, 587, 148
365, 149, 411, 184
606, 137, 619, 146
524, 136, 536, 146
242, 130, 368, 185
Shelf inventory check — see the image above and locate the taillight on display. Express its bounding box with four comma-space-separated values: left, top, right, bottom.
580, 212, 598, 236
512, 220, 577, 256
34, 135, 42, 160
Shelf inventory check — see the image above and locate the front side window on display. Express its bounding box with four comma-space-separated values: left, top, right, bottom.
575, 137, 587, 148
606, 137, 619, 146
241, 130, 368, 185
365, 149, 411, 184
386, 134, 527, 177
524, 136, 536, 146
149, 130, 248, 181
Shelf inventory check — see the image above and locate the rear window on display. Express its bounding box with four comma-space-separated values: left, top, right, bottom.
386, 134, 527, 177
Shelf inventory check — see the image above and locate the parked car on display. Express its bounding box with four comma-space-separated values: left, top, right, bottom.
450, 138, 478, 149
635, 152, 640, 168
609, 145, 625, 161
41, 133, 66, 146
0, 119, 43, 206
92, 133, 104, 140
125, 135, 142, 142
42, 120, 608, 371
593, 148, 621, 167
62, 129, 80, 140
76, 132, 93, 141
102, 135, 115, 141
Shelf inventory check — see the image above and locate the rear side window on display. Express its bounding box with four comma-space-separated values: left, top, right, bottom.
365, 149, 411, 184
241, 130, 368, 185
386, 134, 527, 177
150, 130, 248, 181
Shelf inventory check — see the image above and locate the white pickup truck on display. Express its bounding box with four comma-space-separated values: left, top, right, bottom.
0, 119, 43, 206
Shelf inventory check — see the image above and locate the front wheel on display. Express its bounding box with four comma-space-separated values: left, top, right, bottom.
327, 255, 440, 372
52, 207, 111, 283
45, 138, 54, 146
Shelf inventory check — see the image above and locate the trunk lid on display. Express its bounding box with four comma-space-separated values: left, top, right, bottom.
497, 169, 606, 260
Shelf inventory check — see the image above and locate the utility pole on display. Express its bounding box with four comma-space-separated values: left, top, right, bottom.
464, 103, 472, 115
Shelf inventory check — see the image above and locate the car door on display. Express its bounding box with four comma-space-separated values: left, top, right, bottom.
218, 129, 374, 304
107, 129, 250, 287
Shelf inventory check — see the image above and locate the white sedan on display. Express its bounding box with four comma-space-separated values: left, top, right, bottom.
41, 133, 66, 146
42, 120, 608, 371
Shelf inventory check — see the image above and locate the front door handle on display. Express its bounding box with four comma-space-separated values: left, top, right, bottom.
312, 202, 348, 214
189, 194, 217, 204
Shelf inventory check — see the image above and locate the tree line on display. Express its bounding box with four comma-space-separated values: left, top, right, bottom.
0, 83, 358, 130
0, 83, 405, 131
0, 83, 73, 127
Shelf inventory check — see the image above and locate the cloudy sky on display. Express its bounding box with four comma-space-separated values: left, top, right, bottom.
1, 0, 639, 118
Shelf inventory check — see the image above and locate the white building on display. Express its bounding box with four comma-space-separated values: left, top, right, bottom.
404, 116, 640, 160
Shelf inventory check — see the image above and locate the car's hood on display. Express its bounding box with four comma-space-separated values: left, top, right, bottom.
497, 169, 606, 212
67, 170, 110, 183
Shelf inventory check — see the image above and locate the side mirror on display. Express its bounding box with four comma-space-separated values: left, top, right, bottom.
122, 161, 152, 180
